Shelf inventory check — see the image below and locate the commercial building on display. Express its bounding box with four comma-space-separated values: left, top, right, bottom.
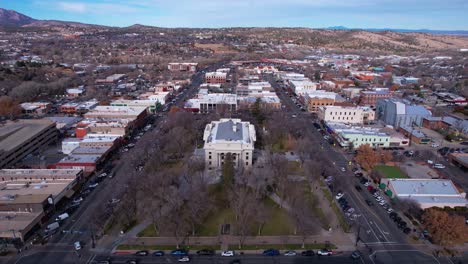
376, 99, 432, 128
84, 106, 147, 130
0, 169, 83, 242
54, 154, 102, 175
185, 93, 237, 113
448, 153, 468, 171
398, 125, 431, 145
289, 80, 318, 95
59, 99, 98, 114
0, 119, 58, 169
303, 91, 337, 112
20, 102, 51, 116
382, 178, 467, 209
359, 90, 392, 106
96, 74, 126, 84
168, 62, 198, 72
111, 99, 158, 113
326, 123, 390, 148
205, 72, 227, 84
318, 106, 375, 125
203, 119, 256, 169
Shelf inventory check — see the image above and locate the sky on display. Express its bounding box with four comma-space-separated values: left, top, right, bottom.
1, 0, 467, 30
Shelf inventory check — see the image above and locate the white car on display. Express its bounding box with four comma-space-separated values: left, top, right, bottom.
221, 250, 234, 257
434, 164, 445, 169
364, 182, 370, 187
427, 160, 434, 165
431, 143, 440, 148
178, 256, 190, 262
340, 167, 346, 172
72, 197, 83, 204
387, 208, 394, 214
375, 196, 383, 201
317, 249, 332, 256
284, 250, 297, 256
98, 173, 107, 178
379, 200, 386, 205
74, 241, 81, 251
335, 192, 344, 200
88, 182, 99, 188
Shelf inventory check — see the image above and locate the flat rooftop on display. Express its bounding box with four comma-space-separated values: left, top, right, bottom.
388, 179, 464, 197
0, 119, 55, 153
0, 211, 43, 237
57, 154, 101, 164
0, 169, 82, 178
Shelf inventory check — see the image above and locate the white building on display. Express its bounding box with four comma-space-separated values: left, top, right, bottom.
383, 178, 467, 209
318, 106, 375, 125
290, 80, 318, 95
203, 119, 256, 169
185, 93, 237, 113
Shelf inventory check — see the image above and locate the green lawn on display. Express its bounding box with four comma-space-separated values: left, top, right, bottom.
259, 198, 294, 236
288, 161, 304, 176
197, 207, 235, 236
138, 197, 294, 237
374, 165, 408, 179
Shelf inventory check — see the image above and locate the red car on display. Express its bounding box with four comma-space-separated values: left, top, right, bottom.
367, 186, 374, 191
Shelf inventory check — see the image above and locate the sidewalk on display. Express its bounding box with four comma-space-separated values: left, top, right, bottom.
122, 235, 356, 251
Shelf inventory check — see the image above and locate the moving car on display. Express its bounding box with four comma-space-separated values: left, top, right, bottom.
74, 241, 81, 251
178, 256, 190, 262
126, 260, 138, 264
351, 250, 361, 259
221, 250, 234, 257
317, 249, 332, 256
152, 251, 164, 256
365, 199, 374, 206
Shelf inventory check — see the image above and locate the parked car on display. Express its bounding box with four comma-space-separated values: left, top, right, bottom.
152, 251, 164, 256
262, 249, 280, 256
317, 249, 332, 256
301, 250, 315, 256
88, 182, 99, 188
403, 227, 411, 234
196, 249, 214, 256
221, 250, 234, 257
434, 164, 445, 169
335, 192, 344, 200
431, 143, 440, 148
135, 250, 149, 256
126, 260, 138, 264
365, 199, 374, 206
171, 249, 188, 256
284, 250, 297, 256
355, 185, 362, 192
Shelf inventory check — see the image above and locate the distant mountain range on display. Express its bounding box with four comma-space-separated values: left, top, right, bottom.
326, 26, 468, 36
0, 8, 467, 36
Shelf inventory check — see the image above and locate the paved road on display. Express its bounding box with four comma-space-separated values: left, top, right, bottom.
267, 76, 410, 245
89, 254, 362, 264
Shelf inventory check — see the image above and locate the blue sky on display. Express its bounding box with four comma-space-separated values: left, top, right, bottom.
1, 0, 467, 30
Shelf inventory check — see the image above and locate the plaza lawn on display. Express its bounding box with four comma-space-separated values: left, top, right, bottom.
138, 198, 294, 237
259, 198, 294, 236
374, 165, 408, 179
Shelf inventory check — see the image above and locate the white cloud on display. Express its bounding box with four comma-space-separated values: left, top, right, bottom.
55, 1, 142, 14
57, 2, 87, 13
